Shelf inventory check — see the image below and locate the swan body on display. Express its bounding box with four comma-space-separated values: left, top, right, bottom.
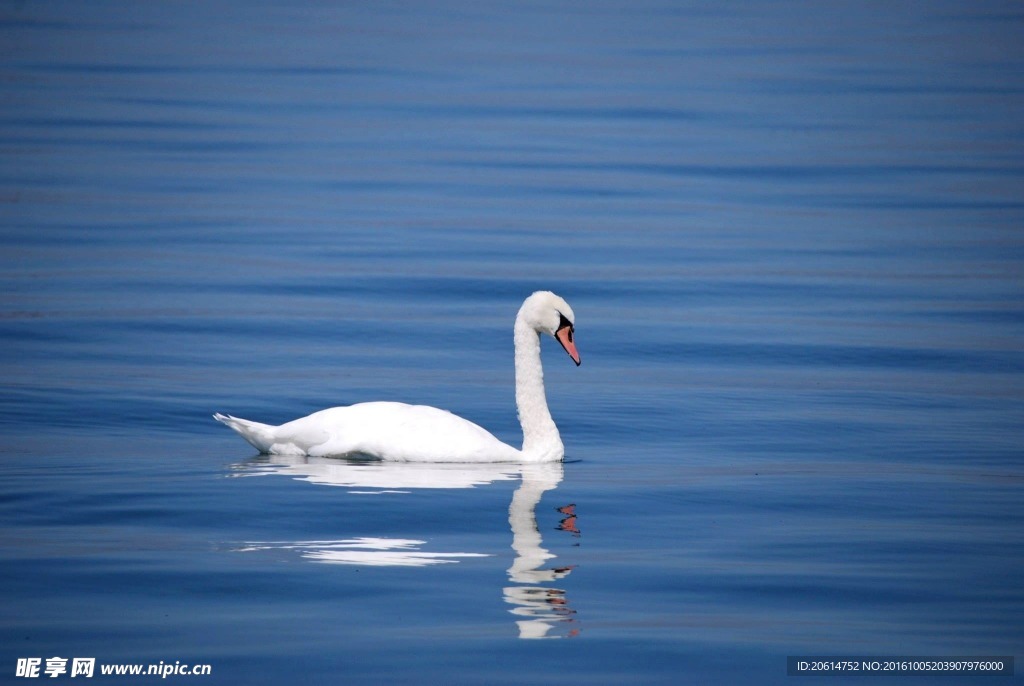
215, 291, 580, 463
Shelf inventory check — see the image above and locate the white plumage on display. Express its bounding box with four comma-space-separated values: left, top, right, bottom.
215, 291, 580, 462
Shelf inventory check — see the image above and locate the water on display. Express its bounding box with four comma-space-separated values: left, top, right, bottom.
2, 0, 1022, 683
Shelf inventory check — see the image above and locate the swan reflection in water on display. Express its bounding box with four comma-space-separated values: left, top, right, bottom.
232, 456, 579, 638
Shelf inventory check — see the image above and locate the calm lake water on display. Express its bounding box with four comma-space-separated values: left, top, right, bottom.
2, 1, 1022, 683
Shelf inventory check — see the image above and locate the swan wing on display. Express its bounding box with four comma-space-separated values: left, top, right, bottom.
267, 402, 522, 462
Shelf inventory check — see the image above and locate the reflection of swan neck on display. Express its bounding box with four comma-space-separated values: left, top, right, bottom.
514, 317, 561, 462
505, 463, 575, 638
507, 463, 564, 583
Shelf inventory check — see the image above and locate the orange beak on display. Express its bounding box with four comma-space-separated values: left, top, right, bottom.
555, 325, 581, 366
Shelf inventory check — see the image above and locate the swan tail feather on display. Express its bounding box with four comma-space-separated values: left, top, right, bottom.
213, 413, 276, 453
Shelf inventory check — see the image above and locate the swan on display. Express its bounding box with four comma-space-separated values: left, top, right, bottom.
214, 290, 580, 463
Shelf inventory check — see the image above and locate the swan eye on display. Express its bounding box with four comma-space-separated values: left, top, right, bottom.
557, 312, 573, 339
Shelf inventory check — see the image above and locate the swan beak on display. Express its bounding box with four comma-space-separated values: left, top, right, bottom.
555, 325, 581, 366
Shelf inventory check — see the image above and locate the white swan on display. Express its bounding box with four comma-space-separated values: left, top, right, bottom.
214, 290, 580, 462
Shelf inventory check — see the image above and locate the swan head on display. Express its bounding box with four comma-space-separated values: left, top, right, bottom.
518, 291, 580, 366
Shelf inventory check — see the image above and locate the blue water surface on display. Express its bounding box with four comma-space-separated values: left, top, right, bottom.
2, 1, 1023, 684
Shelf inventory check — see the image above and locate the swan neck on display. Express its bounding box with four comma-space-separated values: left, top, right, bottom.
514, 318, 563, 461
